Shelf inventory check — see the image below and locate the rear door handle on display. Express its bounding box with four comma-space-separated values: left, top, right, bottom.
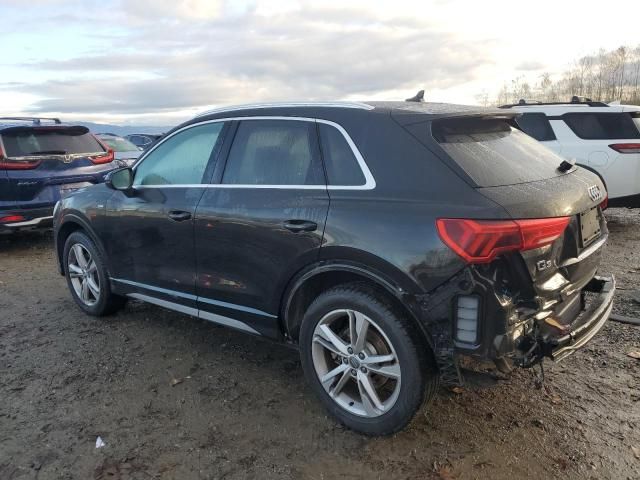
283, 220, 318, 232
168, 210, 192, 222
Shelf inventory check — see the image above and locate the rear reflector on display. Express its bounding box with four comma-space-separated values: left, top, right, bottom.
0, 159, 42, 170
609, 143, 640, 154
0, 215, 26, 224
455, 295, 480, 344
437, 217, 570, 264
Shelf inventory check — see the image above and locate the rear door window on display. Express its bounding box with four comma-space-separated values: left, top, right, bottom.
562, 113, 640, 140
513, 113, 556, 141
222, 120, 324, 186
1, 127, 104, 157
318, 123, 365, 186
432, 117, 564, 187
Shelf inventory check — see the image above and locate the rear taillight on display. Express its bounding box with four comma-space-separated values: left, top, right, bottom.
0, 215, 26, 224
89, 148, 114, 165
600, 195, 608, 210
436, 217, 570, 264
609, 143, 640, 154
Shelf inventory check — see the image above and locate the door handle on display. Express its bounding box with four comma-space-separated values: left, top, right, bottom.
168, 210, 192, 222
283, 220, 318, 232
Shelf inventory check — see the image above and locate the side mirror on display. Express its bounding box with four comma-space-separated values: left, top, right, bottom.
106, 167, 134, 191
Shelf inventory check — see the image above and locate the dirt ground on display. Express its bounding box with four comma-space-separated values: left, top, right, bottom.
1, 209, 639, 480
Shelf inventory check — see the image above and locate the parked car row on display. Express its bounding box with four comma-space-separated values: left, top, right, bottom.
52, 99, 614, 435
0, 119, 164, 234
504, 96, 640, 207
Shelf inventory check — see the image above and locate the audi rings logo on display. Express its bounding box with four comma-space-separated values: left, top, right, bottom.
588, 185, 603, 202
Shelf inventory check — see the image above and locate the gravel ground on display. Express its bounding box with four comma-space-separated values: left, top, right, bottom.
0, 208, 639, 480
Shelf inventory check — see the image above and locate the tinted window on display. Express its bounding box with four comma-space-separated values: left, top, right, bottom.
222, 120, 324, 185
99, 136, 139, 152
1, 127, 104, 157
318, 123, 365, 186
127, 135, 144, 146
514, 113, 556, 141
134, 122, 223, 186
433, 118, 564, 187
563, 113, 640, 140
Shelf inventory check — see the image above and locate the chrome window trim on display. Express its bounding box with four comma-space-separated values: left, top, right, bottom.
132, 116, 376, 191
195, 101, 374, 118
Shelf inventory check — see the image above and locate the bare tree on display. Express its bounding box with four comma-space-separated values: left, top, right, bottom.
479, 44, 640, 105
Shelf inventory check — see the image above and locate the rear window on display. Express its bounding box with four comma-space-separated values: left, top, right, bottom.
432, 118, 564, 187
1, 127, 104, 157
562, 113, 640, 140
513, 113, 556, 141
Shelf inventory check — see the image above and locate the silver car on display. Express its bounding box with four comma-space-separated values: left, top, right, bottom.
96, 134, 142, 166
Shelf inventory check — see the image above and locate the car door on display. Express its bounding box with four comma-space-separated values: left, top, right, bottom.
193, 118, 329, 337
104, 121, 228, 308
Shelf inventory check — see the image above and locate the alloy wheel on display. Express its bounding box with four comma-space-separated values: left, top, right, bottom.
311, 309, 401, 418
68, 243, 101, 306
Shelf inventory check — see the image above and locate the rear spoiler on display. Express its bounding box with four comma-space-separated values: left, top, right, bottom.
0, 125, 90, 135
391, 108, 520, 126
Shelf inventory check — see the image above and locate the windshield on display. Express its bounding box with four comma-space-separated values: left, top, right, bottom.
432, 117, 565, 187
99, 137, 140, 152
1, 127, 104, 157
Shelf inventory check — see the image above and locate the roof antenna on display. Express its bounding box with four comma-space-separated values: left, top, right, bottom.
405, 90, 425, 102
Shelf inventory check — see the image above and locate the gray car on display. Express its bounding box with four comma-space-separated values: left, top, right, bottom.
96, 134, 142, 166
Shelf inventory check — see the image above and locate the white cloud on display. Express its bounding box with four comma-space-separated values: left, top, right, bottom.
2, 0, 639, 124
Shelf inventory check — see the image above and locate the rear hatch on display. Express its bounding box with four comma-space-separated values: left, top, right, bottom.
0, 125, 115, 208
430, 116, 608, 329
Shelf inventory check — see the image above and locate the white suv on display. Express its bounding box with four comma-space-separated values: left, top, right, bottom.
502, 97, 640, 207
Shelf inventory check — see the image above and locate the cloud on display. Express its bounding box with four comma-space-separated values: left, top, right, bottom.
8, 3, 495, 119
515, 60, 546, 72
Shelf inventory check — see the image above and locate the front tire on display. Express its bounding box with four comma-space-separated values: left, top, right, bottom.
299, 283, 439, 435
63, 231, 126, 316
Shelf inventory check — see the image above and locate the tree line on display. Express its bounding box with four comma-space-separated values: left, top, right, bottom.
477, 45, 640, 106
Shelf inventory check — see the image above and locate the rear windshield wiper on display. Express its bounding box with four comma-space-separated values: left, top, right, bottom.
27, 150, 67, 155
557, 158, 576, 173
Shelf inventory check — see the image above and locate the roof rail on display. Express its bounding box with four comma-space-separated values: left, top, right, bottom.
0, 116, 62, 125
195, 101, 375, 118
499, 97, 609, 109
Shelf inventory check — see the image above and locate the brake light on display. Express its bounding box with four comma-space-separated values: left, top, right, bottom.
436, 217, 570, 264
89, 148, 114, 165
0, 215, 26, 224
609, 143, 640, 154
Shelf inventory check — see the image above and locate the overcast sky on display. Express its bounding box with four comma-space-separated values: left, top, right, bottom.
1, 0, 638, 125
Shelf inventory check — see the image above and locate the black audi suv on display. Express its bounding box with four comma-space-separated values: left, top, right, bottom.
53, 101, 614, 435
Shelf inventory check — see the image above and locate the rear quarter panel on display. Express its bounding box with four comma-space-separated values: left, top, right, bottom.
320, 112, 510, 294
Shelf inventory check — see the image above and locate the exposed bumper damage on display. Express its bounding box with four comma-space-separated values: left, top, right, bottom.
413, 265, 616, 386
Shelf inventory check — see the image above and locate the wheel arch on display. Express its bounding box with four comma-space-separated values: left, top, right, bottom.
56, 214, 107, 275
280, 261, 437, 360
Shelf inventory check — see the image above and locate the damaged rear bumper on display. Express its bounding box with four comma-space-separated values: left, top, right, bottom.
546, 275, 615, 362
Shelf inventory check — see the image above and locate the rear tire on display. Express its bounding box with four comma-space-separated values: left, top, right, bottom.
299, 283, 439, 435
63, 231, 126, 316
